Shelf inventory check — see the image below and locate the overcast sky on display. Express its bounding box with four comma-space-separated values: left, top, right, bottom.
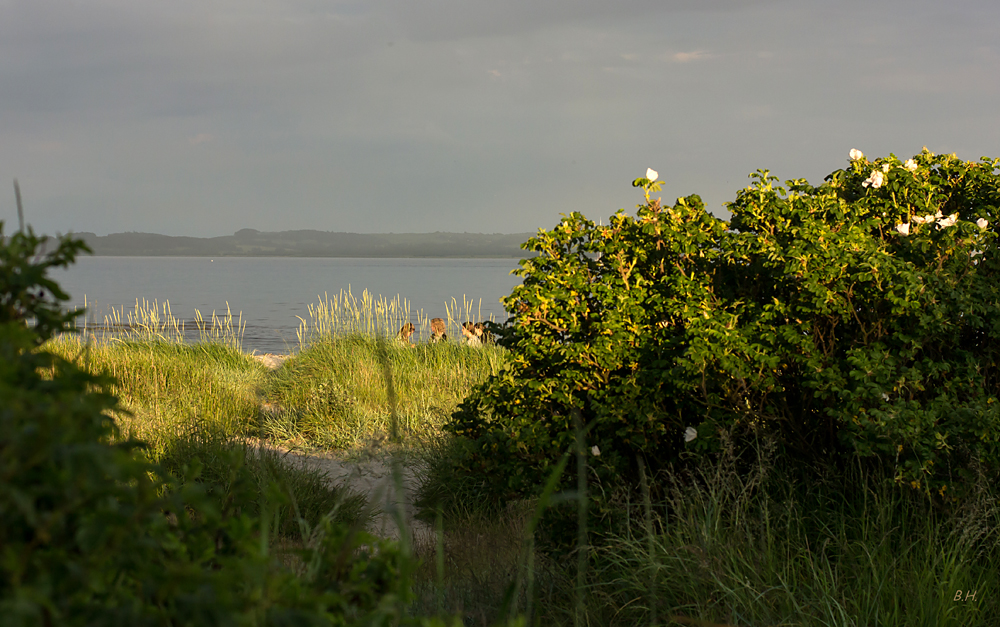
2, 0, 998, 237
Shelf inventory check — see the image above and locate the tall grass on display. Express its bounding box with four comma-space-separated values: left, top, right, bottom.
585, 449, 1000, 626
53, 296, 508, 453
72, 296, 246, 351
414, 434, 1000, 625
47, 334, 265, 450
43, 334, 370, 543
297, 288, 500, 347
261, 334, 506, 450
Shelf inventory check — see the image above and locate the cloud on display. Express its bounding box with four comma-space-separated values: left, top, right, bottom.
671, 50, 714, 63
2, 0, 1000, 239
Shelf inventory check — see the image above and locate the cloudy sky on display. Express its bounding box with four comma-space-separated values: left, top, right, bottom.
2, 0, 998, 237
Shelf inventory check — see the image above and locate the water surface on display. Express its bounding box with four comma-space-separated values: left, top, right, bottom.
58, 256, 523, 354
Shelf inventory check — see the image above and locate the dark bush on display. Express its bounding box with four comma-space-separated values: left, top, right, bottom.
443, 150, 1000, 541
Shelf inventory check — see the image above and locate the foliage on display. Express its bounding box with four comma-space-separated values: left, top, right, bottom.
444, 149, 1000, 531
0, 225, 89, 344
0, 222, 449, 625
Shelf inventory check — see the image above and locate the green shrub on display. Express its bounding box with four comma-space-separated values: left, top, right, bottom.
443, 150, 1000, 535
0, 225, 88, 344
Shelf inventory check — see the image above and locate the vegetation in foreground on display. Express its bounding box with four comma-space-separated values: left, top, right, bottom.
5, 147, 999, 625
422, 148, 1000, 623
3, 224, 456, 626
415, 435, 999, 625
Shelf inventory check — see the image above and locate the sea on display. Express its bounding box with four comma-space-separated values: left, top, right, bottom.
57, 256, 523, 355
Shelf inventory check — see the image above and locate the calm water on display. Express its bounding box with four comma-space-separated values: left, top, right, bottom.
58, 257, 523, 354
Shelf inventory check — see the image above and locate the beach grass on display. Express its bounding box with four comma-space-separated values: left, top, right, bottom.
48, 334, 265, 448
412, 436, 1000, 626
44, 334, 370, 541
296, 287, 500, 346
53, 293, 506, 452
262, 334, 506, 450
582, 450, 999, 626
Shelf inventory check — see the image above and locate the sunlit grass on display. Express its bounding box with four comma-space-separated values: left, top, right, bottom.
46, 334, 266, 451
50, 294, 509, 454
44, 332, 370, 543
262, 334, 506, 450
296, 288, 500, 346
73, 296, 246, 350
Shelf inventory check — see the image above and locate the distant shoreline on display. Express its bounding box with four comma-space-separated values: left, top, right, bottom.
73, 229, 537, 258
77, 254, 528, 259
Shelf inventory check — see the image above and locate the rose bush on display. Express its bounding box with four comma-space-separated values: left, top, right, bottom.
443, 149, 1000, 528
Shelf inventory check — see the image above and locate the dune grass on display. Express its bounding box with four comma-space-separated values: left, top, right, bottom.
586, 451, 999, 626
261, 334, 506, 450
296, 288, 499, 346
43, 294, 507, 557
414, 435, 1000, 626
56, 292, 507, 452
49, 334, 266, 447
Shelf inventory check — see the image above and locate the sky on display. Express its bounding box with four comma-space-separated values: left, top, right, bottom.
1, 0, 998, 237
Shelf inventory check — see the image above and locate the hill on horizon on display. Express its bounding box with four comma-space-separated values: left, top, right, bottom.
72, 228, 538, 258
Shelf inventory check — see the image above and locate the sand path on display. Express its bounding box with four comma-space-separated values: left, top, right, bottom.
265, 443, 432, 542
251, 352, 432, 543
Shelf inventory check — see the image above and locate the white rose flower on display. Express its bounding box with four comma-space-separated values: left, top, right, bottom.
935, 210, 943, 219
882, 163, 891, 173
977, 218, 989, 230
904, 159, 918, 171
862, 170, 885, 189
937, 213, 958, 228
912, 215, 927, 225
684, 427, 698, 443
646, 168, 658, 182
925, 214, 935, 223
850, 149, 865, 161
591, 445, 601, 457
896, 223, 910, 236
